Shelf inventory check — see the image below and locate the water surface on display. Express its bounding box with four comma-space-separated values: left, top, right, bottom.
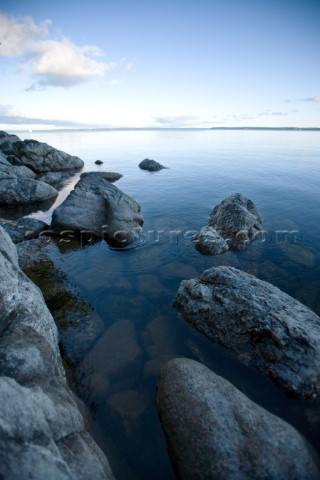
12, 129, 320, 479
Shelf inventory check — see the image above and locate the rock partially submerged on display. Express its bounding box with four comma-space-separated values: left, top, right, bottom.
173, 266, 320, 399
193, 193, 263, 255
80, 171, 122, 183
0, 226, 115, 479
157, 358, 320, 480
8, 139, 84, 173
209, 193, 263, 251
139, 158, 166, 171
192, 226, 228, 255
51, 172, 143, 247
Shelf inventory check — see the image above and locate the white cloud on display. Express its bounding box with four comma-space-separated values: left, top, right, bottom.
302, 96, 320, 102
0, 12, 116, 89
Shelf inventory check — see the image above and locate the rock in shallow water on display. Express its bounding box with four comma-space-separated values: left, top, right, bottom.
157, 358, 320, 480
51, 171, 143, 247
192, 225, 229, 255
139, 158, 166, 171
173, 266, 320, 399
209, 193, 263, 251
1, 217, 48, 243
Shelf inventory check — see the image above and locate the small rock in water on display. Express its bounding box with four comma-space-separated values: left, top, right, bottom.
139, 158, 166, 171
95, 160, 103, 165
192, 226, 229, 255
209, 192, 263, 251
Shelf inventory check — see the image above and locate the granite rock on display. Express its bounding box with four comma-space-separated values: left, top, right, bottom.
173, 266, 320, 399
157, 358, 320, 480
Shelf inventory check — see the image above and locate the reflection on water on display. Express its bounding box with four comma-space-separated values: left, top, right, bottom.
11, 129, 320, 479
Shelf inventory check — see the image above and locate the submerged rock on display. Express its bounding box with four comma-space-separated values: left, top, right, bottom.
8, 139, 84, 173
173, 266, 320, 399
37, 171, 76, 186
0, 172, 58, 205
192, 226, 229, 255
139, 158, 166, 171
209, 192, 263, 251
0, 225, 115, 479
157, 358, 320, 480
51, 171, 143, 247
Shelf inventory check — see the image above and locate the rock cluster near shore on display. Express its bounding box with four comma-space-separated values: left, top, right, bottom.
0, 131, 84, 206
173, 265, 320, 399
157, 358, 320, 480
193, 193, 263, 255
0, 226, 115, 480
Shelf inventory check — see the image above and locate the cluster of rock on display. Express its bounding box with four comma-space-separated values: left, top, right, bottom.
0, 226, 115, 479
157, 358, 320, 480
192, 193, 263, 255
0, 131, 83, 206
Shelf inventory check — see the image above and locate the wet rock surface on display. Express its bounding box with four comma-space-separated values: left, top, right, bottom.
139, 158, 166, 171
193, 193, 263, 255
173, 266, 320, 399
1, 217, 48, 243
0, 226, 115, 479
51, 171, 143, 247
192, 225, 229, 255
157, 358, 320, 480
209, 193, 263, 251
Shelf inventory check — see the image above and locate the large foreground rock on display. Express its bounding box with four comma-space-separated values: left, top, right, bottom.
157, 358, 320, 480
7, 139, 84, 173
51, 172, 143, 247
173, 266, 320, 399
0, 171, 58, 205
0, 226, 115, 479
209, 193, 263, 251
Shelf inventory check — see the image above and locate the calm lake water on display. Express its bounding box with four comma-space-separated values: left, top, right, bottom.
12, 129, 320, 479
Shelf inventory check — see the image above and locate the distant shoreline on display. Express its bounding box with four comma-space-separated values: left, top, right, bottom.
7, 126, 320, 134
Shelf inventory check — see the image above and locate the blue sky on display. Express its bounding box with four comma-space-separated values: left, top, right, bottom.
0, 0, 319, 129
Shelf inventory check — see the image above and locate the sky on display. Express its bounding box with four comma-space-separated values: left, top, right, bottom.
0, 0, 319, 130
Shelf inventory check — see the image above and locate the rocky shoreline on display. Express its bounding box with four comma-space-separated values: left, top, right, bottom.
1, 130, 320, 479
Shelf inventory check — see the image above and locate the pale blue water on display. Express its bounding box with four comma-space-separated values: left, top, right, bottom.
14, 129, 320, 479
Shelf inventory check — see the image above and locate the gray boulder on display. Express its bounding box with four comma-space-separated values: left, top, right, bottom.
0, 171, 58, 205
157, 358, 320, 480
139, 158, 166, 171
80, 171, 123, 183
173, 266, 320, 399
192, 226, 229, 255
37, 171, 76, 185
8, 139, 84, 173
209, 193, 263, 251
0, 217, 49, 243
51, 172, 143, 247
0, 225, 115, 479
0, 162, 36, 179
0, 131, 20, 154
